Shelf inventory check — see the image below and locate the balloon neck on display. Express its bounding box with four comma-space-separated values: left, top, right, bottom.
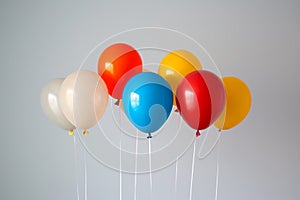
218, 129, 222, 133
196, 130, 201, 137
147, 133, 152, 139
83, 130, 88, 135
115, 99, 120, 106
68, 130, 74, 136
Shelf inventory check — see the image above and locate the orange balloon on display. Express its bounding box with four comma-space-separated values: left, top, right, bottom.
214, 76, 252, 130
98, 43, 142, 99
158, 50, 202, 105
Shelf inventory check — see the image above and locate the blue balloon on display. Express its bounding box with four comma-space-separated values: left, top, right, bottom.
122, 72, 173, 136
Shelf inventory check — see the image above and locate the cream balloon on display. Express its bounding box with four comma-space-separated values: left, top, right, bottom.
40, 78, 76, 133
59, 70, 108, 130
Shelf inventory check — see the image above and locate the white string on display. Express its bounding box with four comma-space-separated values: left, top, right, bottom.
174, 157, 179, 199
119, 140, 122, 200
84, 150, 88, 200
198, 131, 222, 160
214, 139, 220, 200
148, 139, 153, 199
174, 111, 180, 199
119, 108, 123, 200
73, 135, 80, 200
189, 139, 196, 200
134, 129, 139, 200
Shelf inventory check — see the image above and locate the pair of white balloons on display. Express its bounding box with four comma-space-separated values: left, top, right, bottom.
40, 70, 108, 134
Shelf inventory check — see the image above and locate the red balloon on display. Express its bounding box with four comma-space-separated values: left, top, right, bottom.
176, 70, 225, 136
98, 43, 142, 99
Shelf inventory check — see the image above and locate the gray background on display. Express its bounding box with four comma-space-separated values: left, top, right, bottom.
1, 0, 300, 199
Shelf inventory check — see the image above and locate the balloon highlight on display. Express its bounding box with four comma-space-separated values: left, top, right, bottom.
122, 72, 173, 137
176, 70, 225, 136
98, 43, 142, 100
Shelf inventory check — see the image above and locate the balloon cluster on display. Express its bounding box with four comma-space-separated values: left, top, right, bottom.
41, 43, 251, 137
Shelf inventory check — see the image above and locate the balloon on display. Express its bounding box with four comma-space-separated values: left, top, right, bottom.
98, 43, 142, 99
59, 70, 108, 131
40, 78, 76, 135
158, 50, 202, 105
122, 72, 173, 137
176, 70, 225, 136
214, 76, 252, 130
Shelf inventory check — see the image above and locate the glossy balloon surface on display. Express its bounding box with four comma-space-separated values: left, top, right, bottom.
40, 78, 75, 131
158, 50, 202, 105
98, 43, 142, 99
59, 70, 108, 130
214, 76, 252, 130
122, 72, 173, 133
176, 70, 225, 132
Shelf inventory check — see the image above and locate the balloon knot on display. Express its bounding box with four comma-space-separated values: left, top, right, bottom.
115, 99, 120, 106
83, 130, 88, 135
196, 130, 201, 137
218, 129, 222, 133
68, 130, 74, 136
174, 108, 179, 112
147, 133, 152, 139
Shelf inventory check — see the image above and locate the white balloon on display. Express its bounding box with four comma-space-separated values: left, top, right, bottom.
59, 70, 108, 130
40, 78, 76, 131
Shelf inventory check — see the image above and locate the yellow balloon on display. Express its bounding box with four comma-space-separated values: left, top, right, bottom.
214, 76, 252, 130
158, 50, 202, 105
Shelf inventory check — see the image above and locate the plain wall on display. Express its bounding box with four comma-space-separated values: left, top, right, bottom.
1, 0, 299, 199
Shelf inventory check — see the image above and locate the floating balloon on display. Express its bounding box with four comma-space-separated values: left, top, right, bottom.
176, 70, 225, 136
59, 70, 108, 132
214, 76, 252, 130
158, 50, 202, 105
40, 78, 76, 135
122, 72, 173, 138
98, 43, 142, 100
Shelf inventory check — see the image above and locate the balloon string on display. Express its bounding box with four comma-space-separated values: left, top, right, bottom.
73, 135, 80, 200
84, 149, 88, 200
215, 141, 220, 200
174, 112, 180, 200
134, 129, 139, 200
119, 107, 123, 200
148, 139, 153, 199
189, 139, 196, 200
198, 130, 222, 160
119, 140, 122, 200
174, 157, 179, 199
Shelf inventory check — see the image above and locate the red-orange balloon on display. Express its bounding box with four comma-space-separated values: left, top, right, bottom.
98, 43, 142, 99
